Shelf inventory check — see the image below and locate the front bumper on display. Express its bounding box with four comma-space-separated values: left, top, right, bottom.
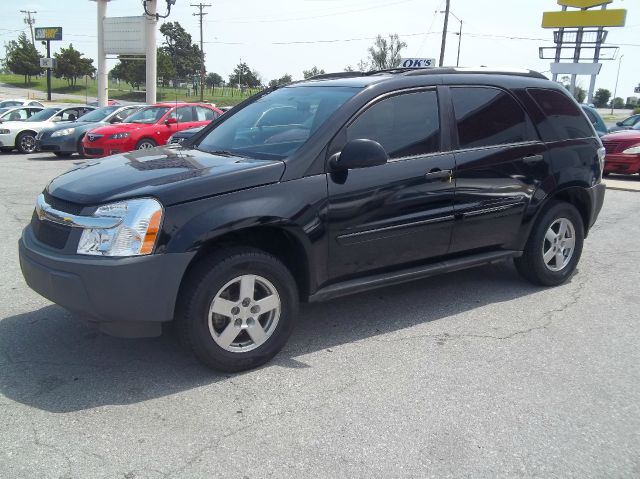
604, 154, 640, 174
37, 134, 77, 153
82, 138, 132, 158
19, 224, 195, 337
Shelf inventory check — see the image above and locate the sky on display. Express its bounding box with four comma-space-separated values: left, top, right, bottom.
2, 0, 639, 99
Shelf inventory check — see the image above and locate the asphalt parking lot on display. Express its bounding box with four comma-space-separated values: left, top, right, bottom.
1, 151, 639, 479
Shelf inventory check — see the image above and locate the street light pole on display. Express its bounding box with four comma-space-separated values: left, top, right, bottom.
611, 53, 624, 115
440, 9, 463, 67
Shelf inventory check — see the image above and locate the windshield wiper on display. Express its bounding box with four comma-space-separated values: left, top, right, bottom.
207, 149, 250, 158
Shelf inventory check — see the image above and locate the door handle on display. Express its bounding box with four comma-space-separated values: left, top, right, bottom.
522, 154, 544, 165
425, 168, 453, 182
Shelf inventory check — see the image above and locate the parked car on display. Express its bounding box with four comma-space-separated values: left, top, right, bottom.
81, 103, 223, 158
0, 105, 96, 153
601, 122, 640, 175
88, 100, 121, 107
0, 98, 44, 108
608, 113, 640, 133
20, 68, 605, 372
36, 105, 143, 157
581, 104, 607, 137
0, 105, 43, 124
168, 125, 205, 145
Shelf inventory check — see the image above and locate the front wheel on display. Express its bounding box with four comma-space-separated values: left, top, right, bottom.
136, 138, 157, 150
177, 248, 299, 372
16, 132, 37, 154
515, 202, 584, 286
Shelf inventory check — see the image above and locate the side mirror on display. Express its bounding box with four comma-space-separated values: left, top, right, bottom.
165, 117, 177, 125
330, 139, 388, 171
616, 121, 623, 126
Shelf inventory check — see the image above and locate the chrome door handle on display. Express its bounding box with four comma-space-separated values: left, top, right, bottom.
522, 154, 544, 165
425, 169, 453, 182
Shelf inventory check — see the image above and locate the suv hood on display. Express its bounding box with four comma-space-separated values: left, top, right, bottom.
46, 145, 286, 206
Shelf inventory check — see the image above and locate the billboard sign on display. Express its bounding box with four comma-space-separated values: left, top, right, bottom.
35, 27, 62, 41
103, 16, 146, 55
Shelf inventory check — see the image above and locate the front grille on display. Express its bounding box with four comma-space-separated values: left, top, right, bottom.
43, 190, 84, 215
84, 147, 104, 156
603, 142, 623, 154
31, 212, 71, 249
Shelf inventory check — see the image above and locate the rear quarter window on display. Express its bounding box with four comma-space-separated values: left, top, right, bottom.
527, 88, 593, 140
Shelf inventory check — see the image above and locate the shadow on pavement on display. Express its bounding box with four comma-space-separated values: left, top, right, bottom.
0, 261, 542, 413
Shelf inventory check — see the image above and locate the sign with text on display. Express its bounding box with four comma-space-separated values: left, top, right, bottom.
401, 58, 436, 68
35, 27, 62, 41
39, 58, 55, 69
103, 16, 146, 55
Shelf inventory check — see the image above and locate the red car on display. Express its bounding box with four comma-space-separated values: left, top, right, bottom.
82, 103, 222, 158
601, 124, 640, 175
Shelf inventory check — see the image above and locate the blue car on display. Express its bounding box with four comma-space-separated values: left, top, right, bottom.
581, 105, 607, 137
36, 105, 143, 157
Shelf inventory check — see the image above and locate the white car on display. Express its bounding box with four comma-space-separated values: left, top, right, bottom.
0, 98, 44, 108
0, 106, 43, 123
0, 105, 95, 153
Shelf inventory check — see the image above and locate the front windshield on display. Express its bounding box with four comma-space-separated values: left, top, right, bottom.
197, 86, 360, 159
26, 108, 60, 122
77, 106, 119, 122
632, 121, 640, 131
125, 106, 170, 124
0, 108, 9, 116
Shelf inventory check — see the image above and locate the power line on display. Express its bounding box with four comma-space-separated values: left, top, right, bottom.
191, 2, 211, 101
20, 10, 36, 44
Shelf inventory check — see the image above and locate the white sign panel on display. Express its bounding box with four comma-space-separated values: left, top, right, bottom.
550, 62, 602, 75
401, 58, 436, 68
40, 58, 55, 68
103, 16, 146, 55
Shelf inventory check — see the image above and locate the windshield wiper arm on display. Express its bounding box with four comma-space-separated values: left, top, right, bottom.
207, 149, 250, 158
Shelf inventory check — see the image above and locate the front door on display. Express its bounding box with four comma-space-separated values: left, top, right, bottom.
326, 89, 456, 281
447, 86, 551, 253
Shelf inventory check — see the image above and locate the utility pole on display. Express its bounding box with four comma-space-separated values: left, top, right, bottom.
438, 0, 450, 67
611, 53, 624, 115
191, 3, 211, 102
20, 10, 37, 44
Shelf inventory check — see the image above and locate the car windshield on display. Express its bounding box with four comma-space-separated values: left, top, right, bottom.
26, 108, 60, 122
632, 122, 640, 131
125, 106, 170, 124
197, 86, 360, 159
0, 101, 22, 107
0, 108, 9, 116
77, 106, 120, 122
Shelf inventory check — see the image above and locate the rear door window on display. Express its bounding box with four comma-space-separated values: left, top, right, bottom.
527, 88, 593, 139
346, 90, 441, 159
195, 106, 217, 121
451, 87, 535, 149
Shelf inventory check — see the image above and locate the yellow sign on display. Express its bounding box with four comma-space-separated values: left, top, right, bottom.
542, 9, 626, 28
557, 0, 612, 8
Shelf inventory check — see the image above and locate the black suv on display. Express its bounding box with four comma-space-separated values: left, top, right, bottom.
19, 68, 606, 371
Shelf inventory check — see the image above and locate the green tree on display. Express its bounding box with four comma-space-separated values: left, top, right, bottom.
268, 73, 292, 88
228, 62, 261, 88
612, 97, 624, 109
205, 72, 224, 87
302, 66, 325, 79
111, 49, 175, 89
53, 44, 95, 87
157, 49, 176, 87
593, 88, 611, 108
4, 32, 43, 83
367, 34, 406, 70
159, 22, 202, 82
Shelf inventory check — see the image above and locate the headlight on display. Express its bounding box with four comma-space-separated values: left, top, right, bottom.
0, 129, 9, 134
77, 198, 163, 256
622, 145, 640, 155
110, 132, 130, 139
51, 128, 75, 137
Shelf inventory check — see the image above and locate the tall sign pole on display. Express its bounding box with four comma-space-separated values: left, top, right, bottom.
191, 3, 211, 102
95, 0, 110, 107
144, 0, 158, 105
35, 27, 62, 101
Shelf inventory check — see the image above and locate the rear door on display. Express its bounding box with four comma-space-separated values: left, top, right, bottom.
448, 86, 551, 254
326, 88, 456, 280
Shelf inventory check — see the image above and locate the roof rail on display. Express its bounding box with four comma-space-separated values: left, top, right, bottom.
307, 71, 367, 80
404, 67, 547, 79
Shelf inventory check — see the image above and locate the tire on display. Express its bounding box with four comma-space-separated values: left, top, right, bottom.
136, 138, 157, 150
54, 152, 72, 158
16, 132, 37, 154
515, 201, 584, 286
177, 247, 299, 372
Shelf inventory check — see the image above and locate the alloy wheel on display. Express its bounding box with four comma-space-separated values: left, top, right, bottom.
542, 217, 576, 272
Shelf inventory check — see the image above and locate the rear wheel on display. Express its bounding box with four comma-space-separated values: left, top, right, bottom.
136, 138, 157, 150
177, 248, 299, 372
16, 132, 37, 154
515, 202, 584, 286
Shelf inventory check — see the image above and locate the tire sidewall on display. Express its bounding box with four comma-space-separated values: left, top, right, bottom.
528, 203, 585, 285
185, 253, 298, 371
